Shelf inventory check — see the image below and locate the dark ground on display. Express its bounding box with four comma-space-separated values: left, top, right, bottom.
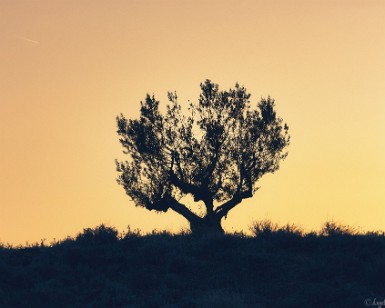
0, 222, 384, 307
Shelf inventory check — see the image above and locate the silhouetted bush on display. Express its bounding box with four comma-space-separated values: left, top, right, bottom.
250, 220, 304, 238
75, 224, 118, 245
320, 221, 357, 236
249, 219, 280, 237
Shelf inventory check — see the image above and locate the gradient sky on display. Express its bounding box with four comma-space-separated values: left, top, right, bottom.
1, 0, 384, 245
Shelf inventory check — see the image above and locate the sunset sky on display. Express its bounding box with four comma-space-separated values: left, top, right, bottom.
1, 0, 384, 245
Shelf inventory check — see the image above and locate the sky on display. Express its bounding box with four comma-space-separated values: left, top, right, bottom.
1, 0, 384, 245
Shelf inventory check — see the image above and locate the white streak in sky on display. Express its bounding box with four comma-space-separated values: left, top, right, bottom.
18, 36, 40, 44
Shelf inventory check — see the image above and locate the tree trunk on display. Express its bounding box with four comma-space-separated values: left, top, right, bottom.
189, 215, 224, 236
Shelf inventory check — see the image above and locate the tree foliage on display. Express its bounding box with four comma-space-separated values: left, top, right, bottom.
116, 80, 290, 234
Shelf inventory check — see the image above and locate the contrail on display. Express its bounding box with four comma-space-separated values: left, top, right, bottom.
18, 36, 40, 44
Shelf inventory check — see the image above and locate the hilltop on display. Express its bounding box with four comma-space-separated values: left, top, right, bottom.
0, 222, 384, 307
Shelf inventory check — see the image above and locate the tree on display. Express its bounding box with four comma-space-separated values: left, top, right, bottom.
116, 80, 290, 235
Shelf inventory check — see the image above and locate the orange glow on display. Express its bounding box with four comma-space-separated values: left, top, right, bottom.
1, 0, 384, 244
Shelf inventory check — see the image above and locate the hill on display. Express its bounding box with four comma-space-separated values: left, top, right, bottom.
0, 222, 384, 307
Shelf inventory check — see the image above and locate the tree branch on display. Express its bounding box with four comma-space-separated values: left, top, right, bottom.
168, 169, 204, 201
215, 190, 253, 219
164, 194, 201, 223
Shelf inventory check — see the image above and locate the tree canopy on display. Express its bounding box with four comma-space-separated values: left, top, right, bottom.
116, 80, 290, 234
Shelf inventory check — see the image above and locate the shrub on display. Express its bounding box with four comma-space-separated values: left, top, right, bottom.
320, 221, 357, 236
75, 224, 118, 244
276, 223, 304, 237
249, 220, 279, 237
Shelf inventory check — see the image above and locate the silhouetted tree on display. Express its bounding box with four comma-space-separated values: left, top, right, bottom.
116, 80, 290, 235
